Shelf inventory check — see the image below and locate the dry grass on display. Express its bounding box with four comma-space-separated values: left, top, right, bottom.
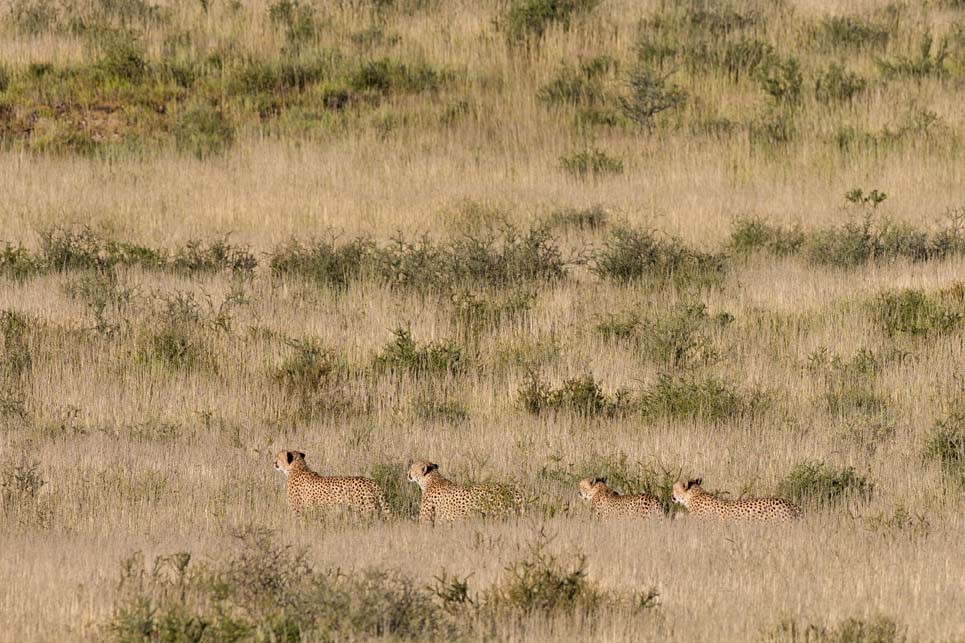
2, 0, 965, 641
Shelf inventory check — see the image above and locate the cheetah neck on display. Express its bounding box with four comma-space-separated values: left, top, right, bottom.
422, 472, 453, 491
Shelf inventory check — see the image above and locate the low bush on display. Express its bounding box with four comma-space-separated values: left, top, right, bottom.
560, 148, 624, 178
517, 373, 631, 417
922, 410, 965, 471
449, 289, 534, 338
172, 102, 236, 159
637, 374, 765, 422
778, 461, 874, 508
593, 226, 726, 287
502, 0, 602, 45
270, 236, 374, 288
871, 288, 962, 336
771, 615, 908, 643
373, 328, 465, 376
545, 205, 609, 231
730, 217, 805, 256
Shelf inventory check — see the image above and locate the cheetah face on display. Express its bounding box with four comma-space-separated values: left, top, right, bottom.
672, 478, 702, 506
578, 477, 606, 500
407, 460, 439, 490
274, 450, 306, 476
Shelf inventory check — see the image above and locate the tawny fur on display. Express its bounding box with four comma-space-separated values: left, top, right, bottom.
274, 450, 388, 516
407, 460, 523, 524
672, 479, 802, 523
578, 478, 663, 520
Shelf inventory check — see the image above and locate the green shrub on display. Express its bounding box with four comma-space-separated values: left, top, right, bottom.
722, 38, 775, 82
94, 42, 149, 82
0, 243, 47, 280
923, 411, 965, 471
538, 57, 614, 107
373, 328, 464, 376
517, 372, 630, 417
619, 65, 687, 129
502, 0, 601, 44
778, 461, 874, 507
814, 64, 867, 103
413, 393, 470, 424
638, 374, 764, 422
172, 102, 235, 159
145, 322, 213, 370
449, 289, 534, 337
349, 58, 445, 94
171, 238, 257, 275
593, 226, 726, 287
872, 288, 962, 336
489, 543, 601, 616
595, 310, 640, 342
271, 339, 346, 395
0, 310, 32, 382
269, 237, 374, 288
809, 15, 892, 51
442, 225, 565, 286
761, 56, 803, 105
730, 217, 805, 256
371, 462, 421, 517
823, 381, 888, 417
560, 148, 624, 178
0, 447, 46, 511
267, 0, 316, 48
877, 32, 948, 78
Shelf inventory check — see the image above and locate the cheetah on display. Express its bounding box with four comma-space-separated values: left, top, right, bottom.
578, 477, 663, 520
407, 460, 523, 524
672, 478, 801, 523
274, 450, 388, 517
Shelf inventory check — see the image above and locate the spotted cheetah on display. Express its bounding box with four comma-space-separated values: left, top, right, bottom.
578, 477, 663, 520
274, 450, 388, 517
672, 478, 801, 523
407, 460, 523, 524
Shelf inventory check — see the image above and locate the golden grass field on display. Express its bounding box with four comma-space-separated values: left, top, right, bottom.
2, 0, 965, 641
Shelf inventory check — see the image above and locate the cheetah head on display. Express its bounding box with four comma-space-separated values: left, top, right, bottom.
578, 477, 608, 500
274, 450, 306, 476
407, 460, 439, 491
672, 478, 703, 508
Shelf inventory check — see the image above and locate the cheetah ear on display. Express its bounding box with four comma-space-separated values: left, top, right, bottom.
286, 452, 294, 465
298, 451, 306, 460
423, 462, 439, 475
688, 478, 702, 488
595, 477, 607, 485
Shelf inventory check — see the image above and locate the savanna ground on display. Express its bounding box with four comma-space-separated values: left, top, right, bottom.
1, 0, 965, 641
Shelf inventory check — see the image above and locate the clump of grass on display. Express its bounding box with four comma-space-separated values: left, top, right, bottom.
772, 615, 908, 643
271, 339, 364, 418
778, 461, 874, 508
502, 0, 602, 45
597, 302, 727, 369
871, 287, 962, 336
923, 410, 965, 471
730, 217, 806, 256
808, 14, 893, 51
0, 243, 47, 280
373, 328, 464, 376
637, 374, 765, 422
517, 373, 630, 417
172, 102, 236, 159
349, 58, 446, 95
269, 236, 374, 288
560, 148, 624, 179
814, 64, 867, 103
413, 393, 470, 424
822, 381, 888, 418
370, 462, 421, 518
39, 226, 162, 272
170, 238, 257, 275
449, 289, 535, 338
877, 32, 948, 79
545, 205, 609, 231
593, 226, 726, 287
619, 65, 687, 130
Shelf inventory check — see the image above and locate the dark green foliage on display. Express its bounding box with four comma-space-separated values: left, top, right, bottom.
0, 243, 47, 280
593, 226, 726, 287
872, 288, 962, 336
778, 461, 874, 508
877, 32, 948, 78
270, 340, 364, 418
619, 66, 687, 129
489, 541, 600, 616
923, 410, 965, 471
449, 289, 534, 337
637, 374, 765, 422
172, 102, 236, 159
371, 462, 421, 517
809, 15, 892, 51
267, 0, 316, 48
730, 217, 805, 256
722, 38, 774, 82
502, 0, 602, 44
170, 238, 257, 275
597, 302, 725, 369
560, 148, 624, 178
814, 64, 867, 103
761, 56, 802, 105
349, 59, 445, 94
373, 328, 464, 376
538, 57, 614, 107
269, 237, 374, 288
517, 372, 630, 417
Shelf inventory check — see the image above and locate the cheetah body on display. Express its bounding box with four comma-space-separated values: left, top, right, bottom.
672, 479, 801, 523
275, 451, 388, 516
579, 478, 662, 520
407, 461, 523, 524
